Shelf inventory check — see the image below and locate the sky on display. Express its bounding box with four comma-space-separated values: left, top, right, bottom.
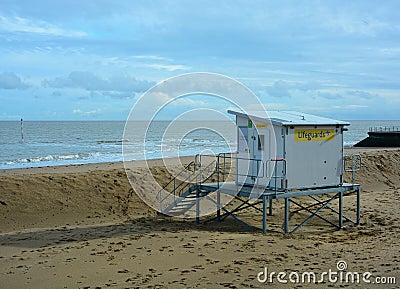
0, 0, 399, 120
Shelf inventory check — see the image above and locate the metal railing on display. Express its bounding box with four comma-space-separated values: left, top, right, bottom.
216, 152, 264, 179
157, 155, 217, 213
216, 152, 287, 193
369, 126, 400, 132
344, 154, 362, 184
267, 158, 287, 193
215, 152, 236, 183
157, 160, 196, 212
157, 152, 292, 213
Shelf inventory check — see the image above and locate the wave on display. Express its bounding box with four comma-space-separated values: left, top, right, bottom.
5, 153, 88, 165
97, 139, 129, 144
0, 151, 125, 169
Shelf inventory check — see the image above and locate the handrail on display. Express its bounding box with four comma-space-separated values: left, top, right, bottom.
157, 155, 218, 212
217, 152, 234, 182
159, 151, 286, 213
369, 126, 400, 132
217, 153, 264, 178
157, 151, 363, 214
159, 161, 195, 190
197, 159, 217, 187
344, 154, 362, 184
267, 158, 287, 193
216, 152, 287, 192
157, 160, 197, 207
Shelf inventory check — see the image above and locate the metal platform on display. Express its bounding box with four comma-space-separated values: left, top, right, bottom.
157, 153, 362, 234
199, 181, 361, 234
199, 181, 359, 198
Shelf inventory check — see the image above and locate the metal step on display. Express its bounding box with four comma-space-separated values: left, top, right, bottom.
162, 188, 210, 215
158, 157, 217, 216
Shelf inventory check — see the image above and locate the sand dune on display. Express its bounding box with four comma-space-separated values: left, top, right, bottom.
0, 149, 399, 288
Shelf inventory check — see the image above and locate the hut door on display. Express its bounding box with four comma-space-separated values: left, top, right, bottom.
237, 125, 253, 185
237, 121, 269, 187
252, 127, 269, 187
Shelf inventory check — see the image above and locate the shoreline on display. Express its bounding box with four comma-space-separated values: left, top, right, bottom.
1, 147, 399, 176
0, 155, 196, 176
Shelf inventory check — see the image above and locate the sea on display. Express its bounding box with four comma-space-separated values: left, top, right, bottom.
0, 120, 399, 170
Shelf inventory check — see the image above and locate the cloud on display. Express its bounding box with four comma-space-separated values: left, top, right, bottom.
0, 1, 134, 21
316, 90, 378, 101
348, 90, 376, 100
265, 80, 292, 98
0, 15, 86, 37
43, 71, 155, 93
332, 104, 368, 109
1, 1, 399, 121
143, 63, 191, 71
44, 71, 102, 90
89, 91, 136, 99
297, 81, 322, 92
133, 55, 171, 61
72, 108, 102, 117
317, 91, 343, 100
147, 92, 206, 107
0, 72, 30, 89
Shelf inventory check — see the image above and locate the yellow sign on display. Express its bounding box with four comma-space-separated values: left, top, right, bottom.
255, 123, 268, 128
295, 129, 335, 142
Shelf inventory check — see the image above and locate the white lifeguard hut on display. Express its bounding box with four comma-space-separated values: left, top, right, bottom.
228, 110, 350, 190
158, 109, 362, 234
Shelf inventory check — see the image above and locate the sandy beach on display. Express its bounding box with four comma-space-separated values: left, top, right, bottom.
0, 148, 399, 288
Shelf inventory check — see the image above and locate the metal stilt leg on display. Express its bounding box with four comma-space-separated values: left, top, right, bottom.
268, 198, 273, 216
262, 195, 267, 234
284, 198, 290, 234
356, 187, 361, 225
217, 189, 221, 221
196, 188, 200, 224
339, 191, 343, 228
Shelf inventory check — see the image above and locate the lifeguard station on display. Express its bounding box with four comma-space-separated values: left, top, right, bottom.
157, 110, 362, 234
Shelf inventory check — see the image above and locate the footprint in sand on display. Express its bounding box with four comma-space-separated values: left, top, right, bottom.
191, 264, 205, 270
219, 282, 238, 288
180, 269, 192, 274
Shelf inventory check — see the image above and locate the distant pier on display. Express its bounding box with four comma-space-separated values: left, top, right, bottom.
354, 126, 400, 147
